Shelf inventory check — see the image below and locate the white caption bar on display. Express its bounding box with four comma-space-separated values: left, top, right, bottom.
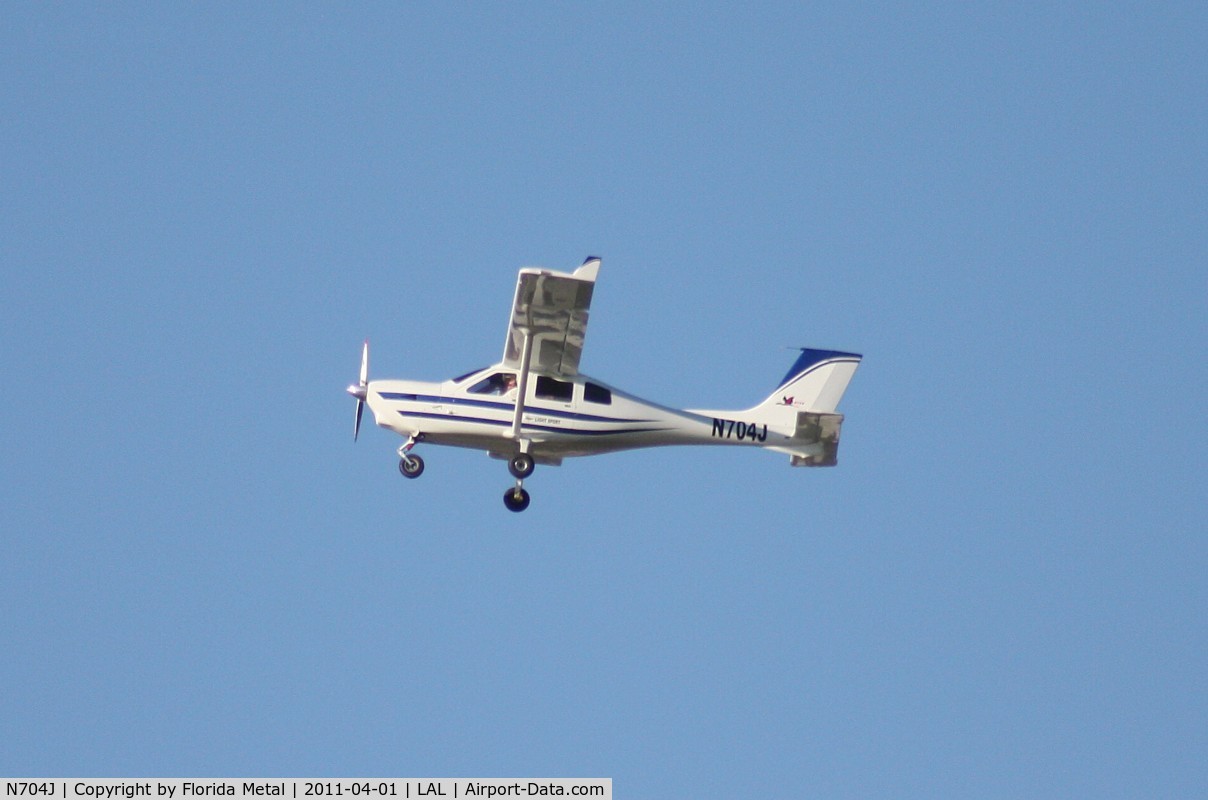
1, 781, 611, 800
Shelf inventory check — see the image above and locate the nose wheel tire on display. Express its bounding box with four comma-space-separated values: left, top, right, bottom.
508, 453, 535, 479
399, 454, 425, 478
503, 487, 531, 512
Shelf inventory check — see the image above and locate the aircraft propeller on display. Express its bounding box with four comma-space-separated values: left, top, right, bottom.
348, 340, 369, 441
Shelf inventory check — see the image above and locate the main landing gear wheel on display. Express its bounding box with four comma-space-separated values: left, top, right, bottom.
503, 487, 531, 512
508, 453, 535, 479
398, 454, 425, 478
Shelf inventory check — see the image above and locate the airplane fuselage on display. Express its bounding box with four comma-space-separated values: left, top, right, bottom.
366, 364, 789, 464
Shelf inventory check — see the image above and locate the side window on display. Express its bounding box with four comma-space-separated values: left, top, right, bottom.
468, 372, 517, 395
535, 376, 573, 402
584, 382, 612, 405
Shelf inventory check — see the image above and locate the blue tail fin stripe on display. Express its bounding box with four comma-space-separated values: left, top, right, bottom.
776, 348, 863, 391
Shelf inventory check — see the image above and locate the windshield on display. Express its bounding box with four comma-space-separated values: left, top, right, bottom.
452, 367, 487, 383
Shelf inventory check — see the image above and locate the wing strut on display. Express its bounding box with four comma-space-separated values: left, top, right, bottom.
508, 326, 534, 448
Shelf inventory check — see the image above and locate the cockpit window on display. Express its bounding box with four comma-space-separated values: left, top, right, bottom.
468, 372, 517, 395
535, 376, 573, 402
584, 382, 612, 405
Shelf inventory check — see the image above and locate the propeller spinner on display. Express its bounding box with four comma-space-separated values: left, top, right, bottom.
348, 340, 369, 441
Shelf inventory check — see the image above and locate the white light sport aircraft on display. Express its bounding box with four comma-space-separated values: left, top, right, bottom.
347, 257, 862, 512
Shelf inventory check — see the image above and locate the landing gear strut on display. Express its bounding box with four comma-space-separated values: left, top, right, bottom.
502, 443, 535, 511
397, 434, 425, 479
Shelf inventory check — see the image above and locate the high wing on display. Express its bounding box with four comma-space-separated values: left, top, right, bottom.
502, 256, 600, 377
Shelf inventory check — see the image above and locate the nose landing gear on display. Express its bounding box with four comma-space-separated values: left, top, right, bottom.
397, 435, 425, 479
398, 454, 425, 478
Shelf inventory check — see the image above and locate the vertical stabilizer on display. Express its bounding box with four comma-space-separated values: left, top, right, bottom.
750, 348, 862, 423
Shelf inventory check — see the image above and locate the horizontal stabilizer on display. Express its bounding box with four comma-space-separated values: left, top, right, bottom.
789, 411, 843, 467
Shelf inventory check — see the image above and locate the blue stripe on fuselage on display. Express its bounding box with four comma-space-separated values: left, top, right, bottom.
376, 391, 651, 425
397, 409, 669, 437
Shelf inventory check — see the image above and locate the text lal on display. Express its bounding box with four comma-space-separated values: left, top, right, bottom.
417, 785, 570, 796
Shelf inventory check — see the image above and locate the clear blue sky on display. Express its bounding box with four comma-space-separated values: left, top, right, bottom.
2, 3, 1204, 796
